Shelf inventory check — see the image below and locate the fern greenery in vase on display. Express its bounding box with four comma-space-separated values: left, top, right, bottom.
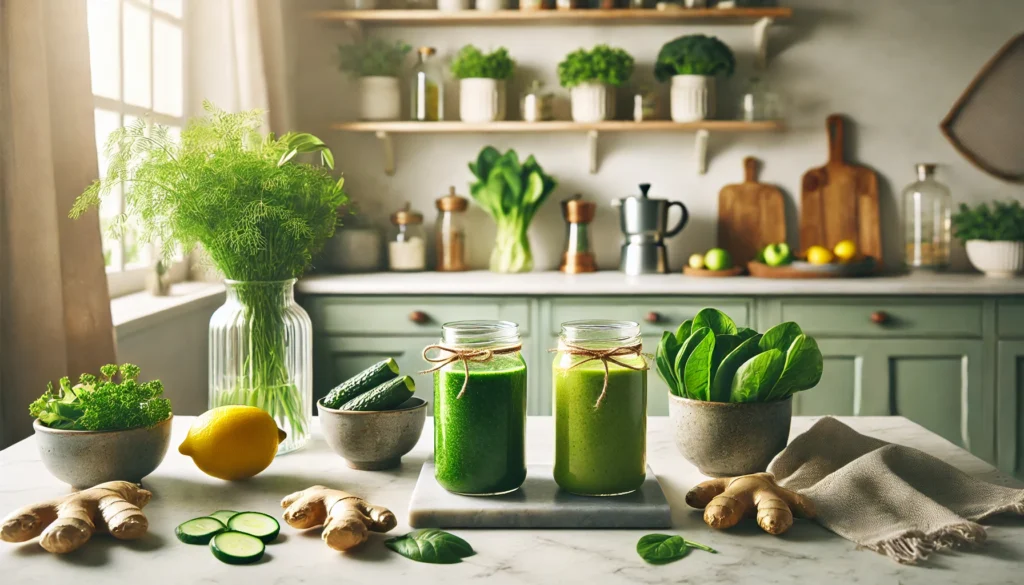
72, 103, 348, 451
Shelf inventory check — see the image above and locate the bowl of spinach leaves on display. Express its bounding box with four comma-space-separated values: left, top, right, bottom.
656, 309, 823, 477
30, 364, 173, 487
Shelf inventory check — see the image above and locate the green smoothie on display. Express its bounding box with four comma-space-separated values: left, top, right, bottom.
434, 357, 527, 495
553, 358, 647, 496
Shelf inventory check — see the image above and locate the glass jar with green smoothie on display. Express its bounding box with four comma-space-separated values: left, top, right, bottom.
428, 320, 527, 496
553, 320, 647, 496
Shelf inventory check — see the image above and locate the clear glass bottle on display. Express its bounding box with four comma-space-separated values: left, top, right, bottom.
388, 203, 426, 271
738, 77, 784, 121
521, 80, 554, 122
435, 186, 468, 272
411, 47, 443, 122
209, 279, 312, 454
903, 163, 952, 271
432, 320, 527, 495
553, 320, 647, 496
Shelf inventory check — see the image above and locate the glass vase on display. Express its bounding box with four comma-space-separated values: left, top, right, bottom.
209, 279, 312, 454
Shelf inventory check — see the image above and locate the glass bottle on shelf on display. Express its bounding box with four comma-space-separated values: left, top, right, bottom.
435, 186, 468, 272
902, 164, 952, 271
738, 77, 783, 121
411, 47, 444, 122
388, 203, 426, 272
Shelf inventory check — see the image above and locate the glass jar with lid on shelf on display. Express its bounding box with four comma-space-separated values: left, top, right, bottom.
902, 163, 952, 271
388, 203, 427, 272
435, 186, 469, 272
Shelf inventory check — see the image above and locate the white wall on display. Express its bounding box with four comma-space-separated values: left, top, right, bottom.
291, 0, 1024, 272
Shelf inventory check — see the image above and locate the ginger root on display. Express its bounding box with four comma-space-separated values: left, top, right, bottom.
1, 481, 151, 553
281, 485, 396, 551
685, 472, 815, 535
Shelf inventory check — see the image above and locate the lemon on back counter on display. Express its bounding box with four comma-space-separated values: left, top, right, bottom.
806, 245, 834, 265
179, 406, 286, 480
833, 239, 859, 263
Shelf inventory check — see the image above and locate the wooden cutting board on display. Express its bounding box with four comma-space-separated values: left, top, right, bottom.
800, 115, 882, 259
718, 156, 786, 266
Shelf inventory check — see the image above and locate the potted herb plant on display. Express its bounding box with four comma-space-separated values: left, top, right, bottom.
72, 104, 348, 453
654, 34, 735, 122
30, 364, 173, 488
450, 45, 516, 123
953, 200, 1024, 277
469, 146, 557, 273
338, 38, 411, 121
657, 309, 823, 477
557, 45, 634, 123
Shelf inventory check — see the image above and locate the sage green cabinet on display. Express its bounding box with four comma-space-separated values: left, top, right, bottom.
996, 341, 1024, 477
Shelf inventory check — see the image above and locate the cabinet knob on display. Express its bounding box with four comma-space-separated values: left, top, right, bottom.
409, 311, 430, 325
645, 311, 662, 324
870, 311, 891, 325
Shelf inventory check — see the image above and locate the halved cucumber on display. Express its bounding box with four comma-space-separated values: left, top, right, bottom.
209, 510, 238, 525
175, 516, 226, 544
210, 531, 265, 565
227, 511, 280, 543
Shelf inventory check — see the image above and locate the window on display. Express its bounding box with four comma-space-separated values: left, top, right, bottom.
87, 0, 187, 297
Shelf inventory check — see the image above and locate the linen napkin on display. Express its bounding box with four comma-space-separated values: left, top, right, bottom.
767, 417, 1024, 564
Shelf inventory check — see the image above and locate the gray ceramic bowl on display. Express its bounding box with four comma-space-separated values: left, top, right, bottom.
34, 416, 173, 488
668, 394, 792, 477
317, 397, 427, 470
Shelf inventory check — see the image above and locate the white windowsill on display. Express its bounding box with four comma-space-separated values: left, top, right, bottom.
111, 281, 225, 338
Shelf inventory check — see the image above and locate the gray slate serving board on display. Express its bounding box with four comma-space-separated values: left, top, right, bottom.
408, 463, 672, 529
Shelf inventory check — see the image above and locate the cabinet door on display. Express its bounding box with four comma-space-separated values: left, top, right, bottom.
314, 336, 437, 407
997, 341, 1024, 478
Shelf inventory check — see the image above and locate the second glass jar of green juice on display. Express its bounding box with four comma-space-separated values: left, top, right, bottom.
431, 320, 527, 495
553, 320, 647, 496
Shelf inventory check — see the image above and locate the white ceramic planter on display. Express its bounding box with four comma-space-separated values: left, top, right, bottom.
459, 78, 506, 123
475, 0, 505, 11
438, 0, 470, 11
358, 76, 401, 121
570, 82, 614, 123
670, 75, 715, 122
965, 240, 1024, 277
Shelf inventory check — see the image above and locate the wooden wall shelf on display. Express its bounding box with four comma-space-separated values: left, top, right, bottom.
331, 120, 784, 175
311, 8, 793, 26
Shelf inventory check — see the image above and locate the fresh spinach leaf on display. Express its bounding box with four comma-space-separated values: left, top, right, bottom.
384, 529, 475, 564
674, 327, 711, 397
692, 308, 737, 336
674, 319, 693, 343
709, 334, 741, 384
655, 332, 682, 394
683, 330, 716, 401
767, 334, 824, 400
709, 334, 763, 402
759, 322, 803, 354
636, 534, 717, 565
730, 348, 785, 403
735, 327, 758, 341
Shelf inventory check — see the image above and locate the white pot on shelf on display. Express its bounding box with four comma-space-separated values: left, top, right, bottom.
459, 78, 506, 123
670, 74, 715, 122
570, 82, 614, 123
358, 76, 401, 121
964, 240, 1024, 277
475, 0, 505, 11
438, 0, 471, 11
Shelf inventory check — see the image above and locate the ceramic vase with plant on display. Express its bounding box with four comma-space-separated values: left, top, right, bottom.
953, 200, 1024, 277
29, 364, 173, 488
72, 103, 348, 453
451, 45, 515, 123
558, 45, 634, 123
469, 146, 557, 273
655, 34, 735, 122
338, 39, 411, 121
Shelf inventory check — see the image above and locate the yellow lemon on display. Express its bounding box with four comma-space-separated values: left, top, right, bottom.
179, 406, 286, 481
806, 245, 835, 265
833, 239, 859, 263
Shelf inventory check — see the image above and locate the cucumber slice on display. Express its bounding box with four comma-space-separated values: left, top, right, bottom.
175, 516, 226, 544
227, 511, 280, 543
323, 358, 400, 409
340, 376, 415, 412
209, 510, 238, 525
210, 531, 265, 565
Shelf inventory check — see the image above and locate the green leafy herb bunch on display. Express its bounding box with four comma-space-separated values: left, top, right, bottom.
654, 34, 736, 82
557, 44, 635, 88
30, 364, 171, 431
450, 45, 516, 80
338, 38, 412, 78
951, 200, 1024, 243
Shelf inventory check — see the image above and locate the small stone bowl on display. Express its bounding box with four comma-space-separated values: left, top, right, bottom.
34, 416, 173, 488
668, 394, 792, 477
317, 397, 427, 470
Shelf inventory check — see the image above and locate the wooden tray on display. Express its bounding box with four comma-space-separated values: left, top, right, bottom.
683, 265, 745, 277
748, 257, 877, 279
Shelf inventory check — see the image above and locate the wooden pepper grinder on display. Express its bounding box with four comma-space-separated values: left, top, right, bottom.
560, 194, 597, 274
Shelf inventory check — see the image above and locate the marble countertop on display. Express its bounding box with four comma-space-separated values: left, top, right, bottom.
298, 271, 1024, 296
1, 416, 1021, 584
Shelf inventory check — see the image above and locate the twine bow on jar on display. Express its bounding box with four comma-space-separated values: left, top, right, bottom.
553, 342, 649, 409
420, 344, 523, 399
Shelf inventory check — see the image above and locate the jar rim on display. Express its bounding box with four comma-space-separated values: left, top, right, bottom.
560, 319, 640, 344
441, 320, 520, 347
